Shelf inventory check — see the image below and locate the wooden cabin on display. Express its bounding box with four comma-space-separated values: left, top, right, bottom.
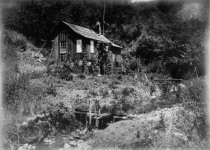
50, 21, 122, 74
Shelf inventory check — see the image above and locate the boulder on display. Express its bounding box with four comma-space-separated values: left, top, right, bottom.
71, 131, 80, 139
69, 141, 77, 147
63, 143, 70, 149
68, 135, 74, 140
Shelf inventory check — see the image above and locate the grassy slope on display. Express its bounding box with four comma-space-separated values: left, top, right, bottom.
3, 30, 48, 114
92, 106, 197, 148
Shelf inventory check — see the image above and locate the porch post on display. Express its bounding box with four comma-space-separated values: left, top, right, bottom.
83, 43, 88, 74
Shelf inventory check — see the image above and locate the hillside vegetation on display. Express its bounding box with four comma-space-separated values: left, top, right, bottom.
2, 30, 208, 148
1, 0, 209, 150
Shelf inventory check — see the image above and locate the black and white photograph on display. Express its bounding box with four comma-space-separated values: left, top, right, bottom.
0, 0, 209, 149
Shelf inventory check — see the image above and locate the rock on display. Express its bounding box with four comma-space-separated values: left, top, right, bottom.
18, 147, 24, 150
79, 129, 87, 136
68, 135, 74, 140
76, 129, 80, 132
49, 140, 55, 145
63, 143, 70, 149
77, 140, 84, 143
22, 122, 28, 126
69, 141, 77, 147
28, 144, 32, 150
151, 95, 156, 99
179, 83, 186, 89
71, 131, 80, 139
44, 138, 55, 145
77, 142, 91, 150
108, 90, 112, 95
44, 138, 51, 143
23, 143, 28, 149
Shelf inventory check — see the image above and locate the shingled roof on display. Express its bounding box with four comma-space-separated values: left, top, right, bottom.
62, 21, 122, 49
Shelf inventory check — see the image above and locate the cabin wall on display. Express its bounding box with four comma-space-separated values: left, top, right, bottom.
67, 36, 75, 61
52, 32, 93, 73
52, 35, 59, 62
73, 38, 84, 66
51, 30, 122, 73
71, 38, 95, 66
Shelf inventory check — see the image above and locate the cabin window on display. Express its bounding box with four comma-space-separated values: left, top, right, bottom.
105, 45, 109, 51
76, 39, 82, 53
90, 40, 94, 53
60, 41, 67, 48
59, 32, 67, 49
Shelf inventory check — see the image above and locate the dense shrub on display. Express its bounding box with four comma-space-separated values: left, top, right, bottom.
47, 63, 73, 81
44, 84, 57, 97
46, 102, 82, 132
77, 74, 86, 80
3, 72, 59, 116
3, 102, 81, 148
182, 78, 207, 139
155, 77, 208, 143
4, 74, 29, 113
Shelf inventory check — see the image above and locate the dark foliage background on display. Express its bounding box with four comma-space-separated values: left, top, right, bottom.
2, 0, 209, 79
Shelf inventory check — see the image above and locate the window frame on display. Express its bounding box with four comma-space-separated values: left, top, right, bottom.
76, 39, 82, 53
59, 31, 67, 49
60, 41, 67, 48
90, 40, 94, 53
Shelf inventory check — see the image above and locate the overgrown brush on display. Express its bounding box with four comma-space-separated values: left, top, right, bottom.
2, 102, 81, 149
46, 102, 82, 132
3, 73, 56, 115
182, 78, 207, 140
152, 77, 208, 145
47, 63, 73, 81
92, 106, 208, 149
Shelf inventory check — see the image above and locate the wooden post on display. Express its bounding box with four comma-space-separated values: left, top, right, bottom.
85, 114, 88, 128
194, 67, 198, 79
96, 118, 99, 129
99, 108, 101, 116
97, 109, 101, 128
54, 36, 59, 65
83, 42, 89, 74
95, 100, 100, 129
109, 51, 114, 73
93, 44, 100, 75
58, 35, 60, 64
89, 100, 93, 127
